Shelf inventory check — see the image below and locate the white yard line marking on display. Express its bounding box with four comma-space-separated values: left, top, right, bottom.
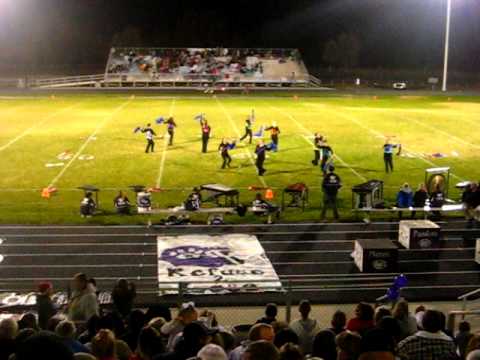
307, 103, 465, 181
156, 99, 176, 188
268, 104, 367, 182
47, 99, 133, 188
215, 97, 267, 187
0, 103, 82, 152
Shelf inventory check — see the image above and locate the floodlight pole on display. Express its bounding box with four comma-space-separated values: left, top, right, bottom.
442, 0, 452, 92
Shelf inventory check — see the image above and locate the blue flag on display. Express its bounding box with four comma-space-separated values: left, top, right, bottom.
155, 117, 165, 124
253, 126, 264, 138
267, 142, 277, 152
227, 143, 236, 150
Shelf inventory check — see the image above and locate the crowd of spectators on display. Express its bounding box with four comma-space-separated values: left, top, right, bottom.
106, 48, 300, 81
0, 273, 478, 360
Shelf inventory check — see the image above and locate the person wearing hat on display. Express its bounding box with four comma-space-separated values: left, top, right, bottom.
36, 282, 57, 330
321, 165, 342, 221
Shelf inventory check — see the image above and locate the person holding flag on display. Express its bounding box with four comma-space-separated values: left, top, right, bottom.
255, 140, 273, 176
200, 118, 211, 153
141, 123, 157, 153
383, 138, 401, 173
318, 138, 334, 175
240, 117, 253, 144
218, 138, 236, 169
165, 117, 177, 146
265, 122, 280, 151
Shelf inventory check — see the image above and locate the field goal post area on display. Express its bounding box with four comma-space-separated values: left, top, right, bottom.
157, 233, 283, 295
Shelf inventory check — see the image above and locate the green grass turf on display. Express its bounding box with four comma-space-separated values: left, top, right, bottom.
0, 92, 479, 225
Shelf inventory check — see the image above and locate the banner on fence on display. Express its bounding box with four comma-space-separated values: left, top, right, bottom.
157, 234, 282, 295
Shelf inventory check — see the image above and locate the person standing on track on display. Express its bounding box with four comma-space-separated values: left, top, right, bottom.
200, 119, 211, 153
142, 123, 157, 153
165, 117, 177, 146
240, 118, 253, 144
321, 165, 342, 221
383, 139, 401, 173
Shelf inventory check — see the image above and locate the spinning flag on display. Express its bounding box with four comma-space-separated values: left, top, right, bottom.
155, 117, 165, 124
194, 113, 205, 122
253, 126, 264, 138
227, 142, 236, 150
267, 142, 277, 152
133, 126, 142, 134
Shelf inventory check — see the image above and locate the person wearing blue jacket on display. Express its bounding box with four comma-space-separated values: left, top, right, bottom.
397, 183, 413, 219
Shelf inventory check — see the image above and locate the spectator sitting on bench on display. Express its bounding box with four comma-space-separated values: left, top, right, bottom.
80, 192, 96, 218
185, 187, 202, 211
411, 183, 428, 219
114, 191, 131, 215
396, 183, 413, 219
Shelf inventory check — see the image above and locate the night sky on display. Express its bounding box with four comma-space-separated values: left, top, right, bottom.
1, 0, 479, 73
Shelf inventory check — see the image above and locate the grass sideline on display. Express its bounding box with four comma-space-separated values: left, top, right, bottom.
0, 92, 479, 225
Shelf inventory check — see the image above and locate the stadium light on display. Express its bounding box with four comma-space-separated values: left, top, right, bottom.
442, 0, 452, 92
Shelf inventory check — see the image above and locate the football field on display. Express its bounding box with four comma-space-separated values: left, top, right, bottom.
0, 92, 479, 224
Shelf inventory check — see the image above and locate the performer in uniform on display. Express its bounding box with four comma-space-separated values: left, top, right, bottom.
165, 117, 177, 146
312, 133, 324, 165
383, 139, 401, 173
240, 118, 253, 144
266, 122, 280, 151
321, 165, 342, 221
142, 123, 157, 153
200, 119, 211, 153
319, 138, 334, 175
80, 192, 96, 217
218, 138, 235, 169
255, 140, 272, 176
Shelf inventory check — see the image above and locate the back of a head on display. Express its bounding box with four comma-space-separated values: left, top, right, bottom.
266, 303, 278, 318
357, 302, 374, 321
128, 309, 147, 331
298, 299, 311, 318
0, 318, 18, 340
422, 310, 443, 333
274, 328, 299, 349
249, 323, 274, 342
16, 332, 74, 360
374, 306, 392, 325
459, 321, 471, 333
331, 310, 347, 330
56, 320, 76, 339
91, 329, 116, 359
197, 343, 228, 360
137, 326, 165, 359
361, 328, 395, 354
279, 342, 303, 360
74, 353, 96, 360
312, 330, 336, 360
377, 316, 402, 341
244, 340, 280, 360
336, 331, 362, 356
392, 300, 409, 320
467, 350, 480, 360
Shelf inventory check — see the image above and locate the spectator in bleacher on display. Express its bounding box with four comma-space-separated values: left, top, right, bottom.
336, 331, 362, 360
121, 309, 147, 352
229, 323, 275, 360
15, 332, 74, 360
456, 321, 473, 360
0, 318, 18, 360
373, 306, 391, 325
463, 182, 480, 227
55, 320, 90, 354
78, 315, 100, 344
392, 300, 417, 341
48, 314, 67, 333
132, 326, 165, 360
377, 316, 402, 346
289, 300, 319, 354
112, 278, 137, 318
243, 340, 280, 360
329, 310, 347, 335
36, 281, 57, 330
414, 305, 426, 329
68, 273, 99, 323
196, 343, 228, 360
397, 310, 457, 360
358, 328, 396, 360
274, 328, 299, 349
161, 303, 198, 351
155, 321, 215, 360
279, 343, 303, 360
18, 312, 38, 331
15, 328, 37, 345
256, 303, 278, 325
396, 183, 413, 219
311, 330, 337, 360
411, 183, 428, 219
466, 335, 480, 360
346, 303, 375, 335
91, 329, 117, 360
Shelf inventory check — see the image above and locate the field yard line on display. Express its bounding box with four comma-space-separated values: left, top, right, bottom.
390, 112, 480, 150
155, 98, 176, 188
267, 104, 367, 182
0, 102, 82, 153
307, 103, 465, 182
47, 99, 133, 188
214, 97, 267, 187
